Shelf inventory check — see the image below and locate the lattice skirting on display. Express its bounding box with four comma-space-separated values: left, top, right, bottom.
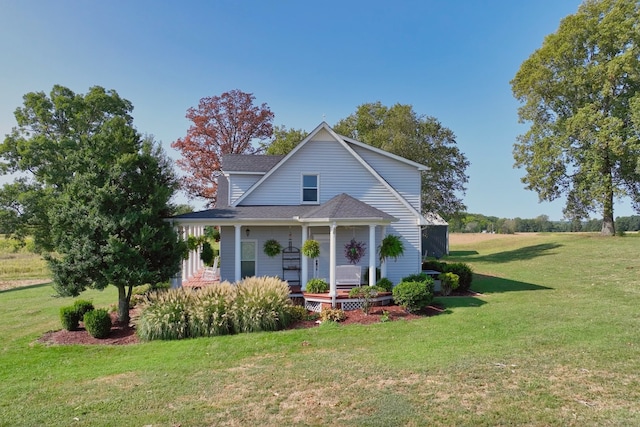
305, 301, 323, 313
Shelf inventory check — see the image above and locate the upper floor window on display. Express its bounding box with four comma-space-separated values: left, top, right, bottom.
302, 174, 319, 203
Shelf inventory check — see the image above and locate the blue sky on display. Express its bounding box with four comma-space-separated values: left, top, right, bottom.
1, 0, 635, 220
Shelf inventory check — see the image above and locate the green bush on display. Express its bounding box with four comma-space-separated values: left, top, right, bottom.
392, 281, 433, 313
444, 263, 473, 292
320, 307, 346, 322
286, 304, 310, 322
438, 272, 460, 296
73, 299, 95, 318
60, 306, 81, 331
376, 278, 393, 292
83, 308, 112, 339
422, 260, 447, 272
348, 286, 378, 314
305, 278, 329, 293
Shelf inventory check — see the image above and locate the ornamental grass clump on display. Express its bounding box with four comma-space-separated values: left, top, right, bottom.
190, 282, 236, 337
137, 288, 193, 341
232, 277, 292, 333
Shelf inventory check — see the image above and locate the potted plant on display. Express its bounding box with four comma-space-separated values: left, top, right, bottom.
378, 234, 404, 262
302, 239, 320, 258
263, 239, 282, 257
344, 238, 366, 264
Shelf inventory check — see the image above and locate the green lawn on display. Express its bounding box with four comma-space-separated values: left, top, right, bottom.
1, 233, 639, 426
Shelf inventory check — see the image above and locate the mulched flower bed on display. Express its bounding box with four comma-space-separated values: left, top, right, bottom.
37, 303, 449, 346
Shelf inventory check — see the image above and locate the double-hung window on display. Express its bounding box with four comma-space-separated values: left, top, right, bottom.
302, 174, 319, 203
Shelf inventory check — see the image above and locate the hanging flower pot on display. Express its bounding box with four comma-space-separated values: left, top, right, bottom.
263, 239, 282, 257
378, 234, 404, 262
344, 238, 366, 264
302, 239, 320, 258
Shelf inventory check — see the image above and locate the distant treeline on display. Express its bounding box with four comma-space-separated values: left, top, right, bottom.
448, 214, 640, 234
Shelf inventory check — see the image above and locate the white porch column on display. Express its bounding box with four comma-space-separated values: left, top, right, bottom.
172, 225, 182, 288
234, 224, 242, 282
368, 225, 376, 287
380, 225, 388, 279
182, 225, 189, 281
329, 222, 337, 307
189, 226, 196, 279
301, 225, 308, 290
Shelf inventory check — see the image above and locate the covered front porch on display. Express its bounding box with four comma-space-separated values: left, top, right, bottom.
169, 194, 400, 307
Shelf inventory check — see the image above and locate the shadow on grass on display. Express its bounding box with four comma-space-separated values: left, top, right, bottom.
451, 243, 562, 263
448, 250, 479, 257
0, 281, 51, 294
434, 295, 487, 313
472, 274, 552, 294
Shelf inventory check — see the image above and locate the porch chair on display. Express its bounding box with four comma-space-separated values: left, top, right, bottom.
335, 265, 362, 291
202, 256, 220, 281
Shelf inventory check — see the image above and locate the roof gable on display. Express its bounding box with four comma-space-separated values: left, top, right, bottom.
231, 122, 429, 225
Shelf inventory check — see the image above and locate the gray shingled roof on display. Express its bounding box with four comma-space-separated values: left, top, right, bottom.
221, 154, 285, 172
171, 193, 396, 223
301, 193, 395, 221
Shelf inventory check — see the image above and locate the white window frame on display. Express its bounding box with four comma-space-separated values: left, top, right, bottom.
301, 173, 319, 204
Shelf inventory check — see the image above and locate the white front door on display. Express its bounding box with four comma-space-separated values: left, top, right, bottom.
313, 234, 330, 281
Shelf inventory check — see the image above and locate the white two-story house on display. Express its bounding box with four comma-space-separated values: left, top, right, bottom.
170, 122, 435, 296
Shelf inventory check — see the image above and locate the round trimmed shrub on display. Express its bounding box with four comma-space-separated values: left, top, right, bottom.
73, 299, 95, 318
392, 280, 433, 313
305, 278, 329, 293
376, 278, 393, 292
60, 306, 81, 331
83, 308, 112, 339
444, 263, 473, 292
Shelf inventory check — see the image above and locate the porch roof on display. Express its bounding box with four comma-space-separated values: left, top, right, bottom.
170, 193, 396, 225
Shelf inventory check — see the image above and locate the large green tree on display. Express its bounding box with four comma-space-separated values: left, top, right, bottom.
333, 102, 470, 218
511, 0, 640, 235
0, 85, 185, 322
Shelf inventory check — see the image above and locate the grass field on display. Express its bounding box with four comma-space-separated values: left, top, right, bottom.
0, 233, 639, 426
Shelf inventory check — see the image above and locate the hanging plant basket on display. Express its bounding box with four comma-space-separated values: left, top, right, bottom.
344, 238, 366, 265
302, 239, 320, 258
378, 234, 404, 262
263, 239, 282, 257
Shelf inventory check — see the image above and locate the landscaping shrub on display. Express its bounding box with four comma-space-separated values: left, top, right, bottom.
444, 263, 473, 292
422, 260, 447, 271
376, 278, 393, 292
286, 304, 310, 322
60, 306, 81, 331
348, 286, 378, 314
233, 276, 292, 333
190, 282, 235, 337
73, 299, 95, 318
401, 273, 435, 294
200, 241, 215, 265
393, 280, 433, 313
83, 308, 112, 339
305, 278, 329, 293
438, 272, 460, 296
320, 307, 346, 322
137, 288, 193, 341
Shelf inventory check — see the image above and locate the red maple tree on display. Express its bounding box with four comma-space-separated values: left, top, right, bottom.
171, 90, 274, 206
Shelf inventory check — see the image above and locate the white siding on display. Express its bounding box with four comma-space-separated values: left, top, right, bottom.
228, 174, 261, 205
349, 143, 422, 211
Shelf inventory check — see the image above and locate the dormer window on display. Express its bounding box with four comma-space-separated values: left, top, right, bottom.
302, 174, 319, 203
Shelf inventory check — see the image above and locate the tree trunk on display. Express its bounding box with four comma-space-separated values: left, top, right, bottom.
117, 285, 130, 325
601, 189, 615, 236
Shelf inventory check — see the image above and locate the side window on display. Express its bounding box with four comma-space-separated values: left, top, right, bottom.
302, 174, 319, 203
